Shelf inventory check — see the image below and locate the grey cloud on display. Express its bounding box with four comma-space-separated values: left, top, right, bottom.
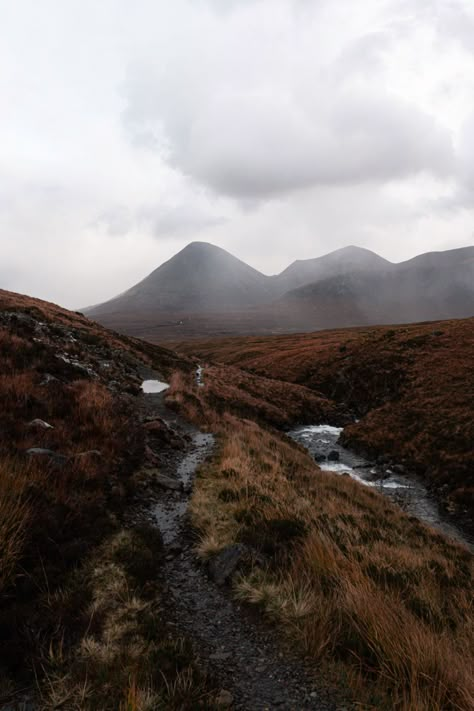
95, 203, 225, 238
202, 0, 264, 14
1, 0, 473, 309
121, 1, 456, 200
439, 1, 474, 53
392, 0, 474, 51
443, 113, 474, 207
332, 32, 392, 79
140, 204, 226, 237
123, 69, 454, 198
0, 265, 22, 292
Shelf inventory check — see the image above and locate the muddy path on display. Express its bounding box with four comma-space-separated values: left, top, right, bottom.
136, 387, 348, 711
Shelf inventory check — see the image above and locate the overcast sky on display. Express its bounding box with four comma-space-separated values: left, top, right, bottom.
1, 0, 474, 308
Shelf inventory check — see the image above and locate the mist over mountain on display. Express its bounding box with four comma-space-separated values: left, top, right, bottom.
88, 242, 273, 316
272, 245, 392, 293
281, 246, 474, 326
86, 242, 474, 340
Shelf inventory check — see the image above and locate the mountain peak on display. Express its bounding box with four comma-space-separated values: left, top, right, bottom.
180, 241, 221, 254
88, 241, 271, 315
275, 244, 391, 291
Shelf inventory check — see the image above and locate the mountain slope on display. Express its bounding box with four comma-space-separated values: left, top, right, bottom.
272, 244, 392, 293
87, 242, 474, 340
87, 241, 273, 316
2, 287, 473, 710
280, 245, 474, 326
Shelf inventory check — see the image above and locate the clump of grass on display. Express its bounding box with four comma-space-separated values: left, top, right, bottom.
0, 457, 30, 593
39, 528, 217, 710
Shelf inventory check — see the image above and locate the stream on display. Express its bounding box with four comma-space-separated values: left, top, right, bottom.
289, 424, 473, 552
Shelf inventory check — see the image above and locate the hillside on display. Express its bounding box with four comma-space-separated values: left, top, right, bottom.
166, 349, 474, 711
87, 242, 474, 341
174, 317, 474, 522
86, 241, 274, 317
272, 244, 392, 293
1, 288, 473, 710
0, 289, 220, 708
280, 246, 474, 325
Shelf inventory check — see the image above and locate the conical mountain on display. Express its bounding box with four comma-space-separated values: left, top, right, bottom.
87, 242, 273, 316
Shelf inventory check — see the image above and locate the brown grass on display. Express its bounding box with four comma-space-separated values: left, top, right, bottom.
0, 289, 219, 708
0, 457, 30, 593
0, 289, 192, 694
168, 368, 474, 711
166, 364, 348, 430
38, 528, 217, 710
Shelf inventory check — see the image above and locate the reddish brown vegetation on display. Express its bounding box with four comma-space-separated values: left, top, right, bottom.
0, 289, 191, 686
184, 363, 350, 429
166, 367, 474, 711
174, 318, 474, 519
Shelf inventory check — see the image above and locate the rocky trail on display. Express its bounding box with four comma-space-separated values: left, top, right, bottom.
136, 384, 347, 711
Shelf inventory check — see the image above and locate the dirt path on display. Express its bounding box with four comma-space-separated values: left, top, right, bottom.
138, 389, 348, 711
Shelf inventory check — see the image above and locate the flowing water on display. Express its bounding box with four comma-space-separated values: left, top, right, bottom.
153, 432, 214, 545
196, 365, 204, 387
289, 424, 473, 551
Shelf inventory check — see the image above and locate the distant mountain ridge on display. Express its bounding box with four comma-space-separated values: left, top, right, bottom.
85, 242, 474, 340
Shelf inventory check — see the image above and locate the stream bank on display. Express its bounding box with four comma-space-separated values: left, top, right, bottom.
289, 424, 473, 552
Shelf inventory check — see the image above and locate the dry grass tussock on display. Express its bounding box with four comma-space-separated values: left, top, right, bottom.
0, 457, 30, 592
38, 527, 216, 710
168, 369, 474, 711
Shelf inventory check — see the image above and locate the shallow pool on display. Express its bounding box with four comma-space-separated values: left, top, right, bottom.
141, 380, 169, 394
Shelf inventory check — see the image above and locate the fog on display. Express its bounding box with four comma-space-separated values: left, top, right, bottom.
1, 0, 473, 308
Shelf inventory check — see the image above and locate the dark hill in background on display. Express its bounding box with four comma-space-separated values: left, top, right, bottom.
88, 241, 273, 316
281, 246, 474, 327
86, 242, 474, 341
271, 245, 392, 293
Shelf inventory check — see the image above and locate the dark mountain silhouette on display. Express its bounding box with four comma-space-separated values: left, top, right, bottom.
87, 242, 273, 317
86, 242, 474, 340
272, 245, 392, 293
280, 246, 474, 326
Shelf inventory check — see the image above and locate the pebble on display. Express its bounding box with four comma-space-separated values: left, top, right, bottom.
216, 689, 234, 707
209, 651, 232, 661
28, 418, 54, 429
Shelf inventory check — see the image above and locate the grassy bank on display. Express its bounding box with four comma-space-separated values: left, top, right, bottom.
167, 369, 474, 711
